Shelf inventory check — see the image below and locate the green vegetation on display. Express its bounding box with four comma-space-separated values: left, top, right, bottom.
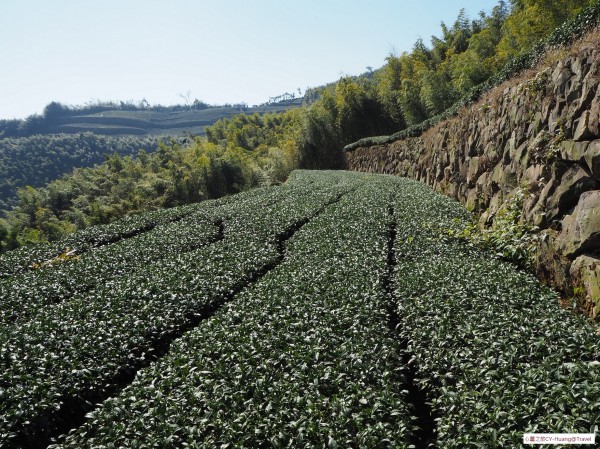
0, 133, 164, 210
1, 2, 599, 446
346, 0, 599, 150
253, 0, 597, 166
2, 0, 595, 254
0, 202, 198, 278
56, 174, 413, 448
0, 98, 303, 223
447, 187, 541, 270
0, 112, 299, 252
0, 171, 361, 446
391, 184, 600, 447
205, 110, 300, 183
0, 171, 597, 448
295, 77, 399, 169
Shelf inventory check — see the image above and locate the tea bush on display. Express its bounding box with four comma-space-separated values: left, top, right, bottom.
0, 171, 598, 448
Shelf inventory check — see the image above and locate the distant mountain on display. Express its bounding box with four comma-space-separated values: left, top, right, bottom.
0, 98, 305, 211
0, 98, 304, 139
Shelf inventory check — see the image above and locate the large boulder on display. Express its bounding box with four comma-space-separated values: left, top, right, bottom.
573, 110, 595, 141
584, 140, 600, 179
557, 190, 600, 257
546, 165, 598, 222
559, 140, 589, 162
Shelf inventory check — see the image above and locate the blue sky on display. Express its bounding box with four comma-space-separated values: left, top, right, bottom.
1, 0, 501, 119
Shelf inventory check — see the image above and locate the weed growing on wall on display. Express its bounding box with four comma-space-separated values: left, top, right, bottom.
447, 187, 541, 270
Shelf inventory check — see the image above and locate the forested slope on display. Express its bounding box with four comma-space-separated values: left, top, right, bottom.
0, 112, 298, 251
0, 133, 164, 210
344, 0, 600, 320
1, 0, 593, 254
0, 171, 597, 448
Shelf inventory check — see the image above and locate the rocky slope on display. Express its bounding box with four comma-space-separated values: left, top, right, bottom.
345, 29, 600, 319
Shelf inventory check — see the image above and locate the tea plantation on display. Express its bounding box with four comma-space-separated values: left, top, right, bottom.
0, 171, 598, 448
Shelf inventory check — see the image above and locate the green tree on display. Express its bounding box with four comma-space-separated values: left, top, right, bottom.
0, 219, 8, 250
42, 101, 68, 125
497, 0, 592, 59
375, 54, 406, 128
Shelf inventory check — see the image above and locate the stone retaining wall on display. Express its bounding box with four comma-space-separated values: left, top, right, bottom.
345, 35, 600, 319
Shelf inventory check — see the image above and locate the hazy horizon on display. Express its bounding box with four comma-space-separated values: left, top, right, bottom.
1, 0, 500, 120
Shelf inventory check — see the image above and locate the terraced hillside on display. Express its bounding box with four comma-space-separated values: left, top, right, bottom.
1, 171, 598, 448
44, 102, 303, 137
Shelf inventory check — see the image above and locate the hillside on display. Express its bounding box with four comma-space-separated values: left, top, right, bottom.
345, 7, 600, 321
47, 102, 303, 137
3, 1, 595, 253
0, 99, 302, 211
0, 170, 598, 448
0, 112, 300, 251
2, 1, 599, 447
0, 99, 303, 139
0, 133, 167, 211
